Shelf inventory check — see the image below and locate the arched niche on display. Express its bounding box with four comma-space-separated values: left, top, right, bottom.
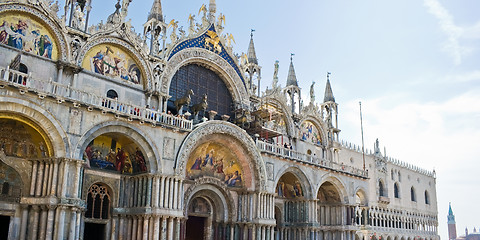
81, 43, 144, 85
275, 172, 305, 199
317, 178, 346, 204
82, 133, 148, 174
0, 10, 63, 60
168, 63, 234, 118
186, 142, 244, 188
0, 116, 52, 158
299, 119, 325, 146
176, 121, 266, 191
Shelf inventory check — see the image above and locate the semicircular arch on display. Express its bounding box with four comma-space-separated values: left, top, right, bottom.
261, 96, 295, 137
316, 174, 348, 204
75, 121, 160, 173
299, 116, 328, 147
274, 165, 313, 199
76, 36, 152, 89
0, 96, 68, 158
0, 4, 69, 61
175, 121, 266, 191
183, 180, 235, 222
161, 48, 249, 105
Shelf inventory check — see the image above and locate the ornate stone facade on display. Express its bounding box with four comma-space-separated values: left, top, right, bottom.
0, 0, 438, 240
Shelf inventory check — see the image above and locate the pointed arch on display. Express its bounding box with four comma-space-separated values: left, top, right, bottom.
394, 182, 400, 198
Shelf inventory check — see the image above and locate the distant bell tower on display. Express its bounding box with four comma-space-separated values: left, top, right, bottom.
448, 203, 457, 240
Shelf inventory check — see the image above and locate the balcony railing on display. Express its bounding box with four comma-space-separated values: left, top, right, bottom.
0, 66, 193, 131
256, 140, 368, 178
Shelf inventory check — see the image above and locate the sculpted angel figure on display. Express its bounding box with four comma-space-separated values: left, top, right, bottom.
188, 14, 196, 36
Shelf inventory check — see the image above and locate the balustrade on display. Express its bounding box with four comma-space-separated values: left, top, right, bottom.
0, 66, 193, 131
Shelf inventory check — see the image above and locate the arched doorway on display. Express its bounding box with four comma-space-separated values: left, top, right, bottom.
185, 188, 229, 240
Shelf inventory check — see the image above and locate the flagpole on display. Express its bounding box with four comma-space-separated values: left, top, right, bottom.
360, 101, 366, 171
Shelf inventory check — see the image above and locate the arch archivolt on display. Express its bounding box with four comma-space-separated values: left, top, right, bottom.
273, 164, 313, 199
183, 178, 235, 222
0, 97, 68, 158
299, 116, 328, 146
175, 121, 266, 191
261, 96, 295, 137
161, 48, 249, 105
0, 3, 69, 61
74, 121, 160, 173
316, 174, 348, 203
76, 36, 152, 89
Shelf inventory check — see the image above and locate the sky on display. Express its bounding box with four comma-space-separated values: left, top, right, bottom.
66, 0, 480, 238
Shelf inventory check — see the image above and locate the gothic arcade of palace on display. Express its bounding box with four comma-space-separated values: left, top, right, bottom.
0, 0, 439, 239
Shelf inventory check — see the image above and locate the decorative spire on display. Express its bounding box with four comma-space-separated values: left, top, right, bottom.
148, 0, 164, 22
323, 72, 335, 103
247, 29, 258, 65
286, 54, 298, 87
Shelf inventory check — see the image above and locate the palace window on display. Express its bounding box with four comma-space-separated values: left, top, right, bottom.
410, 187, 416, 202
425, 190, 430, 205
85, 183, 111, 219
379, 180, 386, 197
394, 182, 400, 198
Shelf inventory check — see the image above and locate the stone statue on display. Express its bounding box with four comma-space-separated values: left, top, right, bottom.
191, 94, 208, 120
188, 14, 196, 36
374, 138, 382, 156
71, 5, 85, 30
310, 81, 315, 103
272, 60, 279, 88
168, 19, 179, 43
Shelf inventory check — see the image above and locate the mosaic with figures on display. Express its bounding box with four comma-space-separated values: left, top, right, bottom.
0, 119, 49, 158
300, 121, 322, 145
186, 142, 243, 187
0, 13, 58, 60
82, 44, 142, 85
83, 134, 147, 174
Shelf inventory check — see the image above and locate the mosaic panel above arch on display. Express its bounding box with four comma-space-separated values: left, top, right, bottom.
276, 172, 304, 199
0, 11, 59, 60
77, 37, 151, 88
82, 43, 143, 85
83, 133, 147, 174
187, 142, 244, 188
300, 120, 323, 145
0, 117, 52, 158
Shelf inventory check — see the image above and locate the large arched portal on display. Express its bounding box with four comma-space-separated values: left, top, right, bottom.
317, 180, 352, 240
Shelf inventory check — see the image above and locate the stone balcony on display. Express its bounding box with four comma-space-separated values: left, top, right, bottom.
0, 66, 193, 131
255, 140, 368, 178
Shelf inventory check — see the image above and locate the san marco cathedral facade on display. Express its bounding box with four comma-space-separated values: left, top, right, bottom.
0, 0, 439, 239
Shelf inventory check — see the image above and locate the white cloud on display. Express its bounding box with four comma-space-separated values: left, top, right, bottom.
423, 0, 480, 65
340, 91, 480, 239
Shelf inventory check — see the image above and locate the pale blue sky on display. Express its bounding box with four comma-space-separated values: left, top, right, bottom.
71, 0, 480, 238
